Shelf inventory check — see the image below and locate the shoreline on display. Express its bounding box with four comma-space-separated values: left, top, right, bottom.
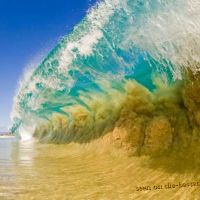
0, 134, 15, 139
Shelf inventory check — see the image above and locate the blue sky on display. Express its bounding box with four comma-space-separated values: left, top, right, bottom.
0, 0, 98, 131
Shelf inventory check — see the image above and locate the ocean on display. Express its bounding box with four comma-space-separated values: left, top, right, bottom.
4, 0, 200, 199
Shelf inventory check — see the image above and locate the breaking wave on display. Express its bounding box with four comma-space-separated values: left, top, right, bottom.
11, 0, 200, 156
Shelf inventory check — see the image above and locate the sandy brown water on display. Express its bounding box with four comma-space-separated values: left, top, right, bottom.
1, 137, 200, 200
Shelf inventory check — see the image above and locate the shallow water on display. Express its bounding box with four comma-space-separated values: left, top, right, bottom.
1, 137, 200, 200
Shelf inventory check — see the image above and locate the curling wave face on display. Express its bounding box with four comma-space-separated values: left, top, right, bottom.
10, 0, 200, 156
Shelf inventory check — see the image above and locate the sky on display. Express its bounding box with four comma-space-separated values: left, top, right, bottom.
0, 0, 98, 131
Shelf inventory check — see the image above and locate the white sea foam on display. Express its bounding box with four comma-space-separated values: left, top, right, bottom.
121, 0, 200, 78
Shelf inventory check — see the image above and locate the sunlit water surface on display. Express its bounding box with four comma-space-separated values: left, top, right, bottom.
1, 137, 200, 200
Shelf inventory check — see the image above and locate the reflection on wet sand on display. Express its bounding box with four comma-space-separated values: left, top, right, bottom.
1, 137, 200, 199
